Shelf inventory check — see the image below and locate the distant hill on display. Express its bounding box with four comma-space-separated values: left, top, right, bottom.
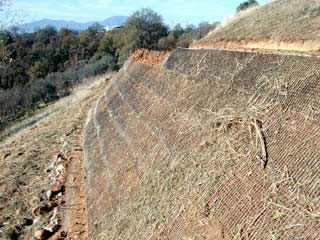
20, 16, 128, 32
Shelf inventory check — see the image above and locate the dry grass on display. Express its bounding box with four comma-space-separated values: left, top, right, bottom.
94, 64, 291, 239
208, 6, 261, 37
0, 74, 109, 239
200, 0, 320, 42
86, 51, 319, 239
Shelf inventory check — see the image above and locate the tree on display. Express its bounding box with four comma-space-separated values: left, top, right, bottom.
236, 0, 259, 13
98, 34, 116, 56
79, 23, 105, 59
184, 24, 196, 33
0, 0, 13, 66
171, 24, 184, 39
124, 8, 168, 50
35, 25, 57, 45
157, 34, 176, 50
27, 61, 50, 80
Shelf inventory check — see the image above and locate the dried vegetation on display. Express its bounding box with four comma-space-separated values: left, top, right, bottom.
91, 56, 318, 240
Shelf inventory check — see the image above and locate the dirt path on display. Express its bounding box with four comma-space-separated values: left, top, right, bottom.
0, 74, 110, 240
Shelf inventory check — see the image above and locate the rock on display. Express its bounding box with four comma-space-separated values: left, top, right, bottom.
34, 229, 53, 240
51, 185, 65, 196
44, 223, 60, 234
32, 204, 51, 216
18, 218, 33, 227
46, 190, 52, 200
33, 216, 41, 224
0, 152, 11, 161
7, 227, 20, 240
34, 230, 44, 239
47, 202, 58, 212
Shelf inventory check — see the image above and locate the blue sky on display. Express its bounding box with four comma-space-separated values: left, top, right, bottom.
14, 0, 271, 26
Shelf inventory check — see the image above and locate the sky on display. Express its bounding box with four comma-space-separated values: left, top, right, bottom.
13, 0, 271, 26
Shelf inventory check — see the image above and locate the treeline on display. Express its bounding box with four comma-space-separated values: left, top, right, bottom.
0, 8, 217, 131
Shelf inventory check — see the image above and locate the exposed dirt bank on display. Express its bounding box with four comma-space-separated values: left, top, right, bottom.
192, 39, 320, 55
131, 49, 170, 67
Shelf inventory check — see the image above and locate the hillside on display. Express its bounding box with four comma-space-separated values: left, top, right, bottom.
0, 75, 110, 240
20, 16, 128, 32
193, 0, 320, 52
2, 1, 320, 240
83, 49, 320, 239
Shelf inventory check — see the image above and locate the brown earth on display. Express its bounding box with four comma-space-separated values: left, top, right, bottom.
192, 38, 320, 56
0, 74, 110, 240
131, 49, 170, 67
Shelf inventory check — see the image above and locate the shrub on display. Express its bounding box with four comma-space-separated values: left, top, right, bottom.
81, 55, 117, 77
27, 61, 50, 80
176, 33, 193, 48
23, 79, 57, 107
0, 88, 22, 117
236, 0, 259, 13
157, 34, 176, 50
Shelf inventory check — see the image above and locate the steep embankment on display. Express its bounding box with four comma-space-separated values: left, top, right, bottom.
84, 49, 320, 239
193, 0, 320, 53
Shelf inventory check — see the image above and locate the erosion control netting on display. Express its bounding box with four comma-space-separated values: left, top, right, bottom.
84, 48, 320, 240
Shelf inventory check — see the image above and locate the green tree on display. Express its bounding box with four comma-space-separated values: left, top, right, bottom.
35, 25, 57, 45
79, 23, 105, 59
236, 0, 259, 13
124, 8, 168, 50
184, 24, 196, 33
27, 61, 50, 80
0, 30, 12, 44
171, 24, 184, 39
0, 0, 14, 67
98, 34, 116, 56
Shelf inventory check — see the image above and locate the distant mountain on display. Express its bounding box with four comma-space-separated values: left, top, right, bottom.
20, 16, 128, 32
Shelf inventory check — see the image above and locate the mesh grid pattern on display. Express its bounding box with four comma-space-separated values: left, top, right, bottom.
84, 49, 320, 239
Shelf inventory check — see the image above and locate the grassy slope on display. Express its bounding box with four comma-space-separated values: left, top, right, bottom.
0, 75, 108, 240
200, 0, 320, 42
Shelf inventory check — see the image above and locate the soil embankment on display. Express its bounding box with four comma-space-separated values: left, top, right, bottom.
192, 39, 320, 55
83, 48, 320, 239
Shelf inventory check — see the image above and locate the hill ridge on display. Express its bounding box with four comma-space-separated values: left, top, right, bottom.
194, 0, 320, 53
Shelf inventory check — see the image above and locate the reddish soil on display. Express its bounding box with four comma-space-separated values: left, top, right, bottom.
131, 49, 170, 67
60, 136, 89, 240
191, 39, 320, 56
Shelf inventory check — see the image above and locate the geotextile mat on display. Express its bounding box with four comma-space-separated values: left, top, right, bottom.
84, 48, 320, 239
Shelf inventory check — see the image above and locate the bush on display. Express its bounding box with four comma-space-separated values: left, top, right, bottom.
176, 32, 195, 48
0, 88, 22, 118
23, 79, 57, 107
236, 0, 259, 13
157, 34, 176, 50
27, 61, 50, 80
80, 55, 117, 78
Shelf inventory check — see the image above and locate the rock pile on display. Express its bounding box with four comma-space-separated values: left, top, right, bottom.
34, 145, 69, 240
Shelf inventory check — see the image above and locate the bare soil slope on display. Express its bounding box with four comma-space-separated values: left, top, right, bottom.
193, 0, 320, 53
